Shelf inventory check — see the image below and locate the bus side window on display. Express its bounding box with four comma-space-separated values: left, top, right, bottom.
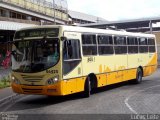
63, 41, 67, 59
63, 40, 73, 59
63, 39, 81, 60
67, 40, 73, 58
63, 39, 81, 75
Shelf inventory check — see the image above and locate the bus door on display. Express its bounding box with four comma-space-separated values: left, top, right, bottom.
62, 32, 83, 94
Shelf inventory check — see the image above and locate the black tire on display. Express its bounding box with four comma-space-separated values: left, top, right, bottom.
83, 77, 91, 98
132, 68, 143, 84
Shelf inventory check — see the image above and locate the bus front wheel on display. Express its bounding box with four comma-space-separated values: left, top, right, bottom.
84, 77, 91, 98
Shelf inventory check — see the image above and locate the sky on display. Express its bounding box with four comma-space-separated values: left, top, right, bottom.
47, 0, 160, 21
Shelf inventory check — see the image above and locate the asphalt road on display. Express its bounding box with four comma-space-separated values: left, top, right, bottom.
1, 69, 160, 120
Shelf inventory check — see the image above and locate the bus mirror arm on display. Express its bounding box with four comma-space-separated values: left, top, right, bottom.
7, 41, 15, 44
61, 37, 67, 41
43, 35, 47, 40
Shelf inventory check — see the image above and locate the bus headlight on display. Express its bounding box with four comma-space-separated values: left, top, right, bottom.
47, 76, 59, 85
11, 76, 20, 84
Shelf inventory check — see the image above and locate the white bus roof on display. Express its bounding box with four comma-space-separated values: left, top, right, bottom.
17, 25, 155, 38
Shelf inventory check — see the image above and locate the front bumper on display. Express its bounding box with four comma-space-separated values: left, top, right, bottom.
11, 82, 62, 96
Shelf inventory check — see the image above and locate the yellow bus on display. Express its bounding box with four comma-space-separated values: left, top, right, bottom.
11, 25, 157, 97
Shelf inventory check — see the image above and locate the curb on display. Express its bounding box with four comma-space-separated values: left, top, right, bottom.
0, 93, 19, 107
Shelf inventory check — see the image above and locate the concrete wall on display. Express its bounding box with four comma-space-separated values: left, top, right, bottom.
157, 44, 160, 65
153, 32, 160, 65
153, 32, 160, 44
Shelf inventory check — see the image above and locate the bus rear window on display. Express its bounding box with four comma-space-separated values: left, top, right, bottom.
14, 28, 59, 39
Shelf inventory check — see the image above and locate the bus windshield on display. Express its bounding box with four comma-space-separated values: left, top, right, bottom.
12, 38, 59, 73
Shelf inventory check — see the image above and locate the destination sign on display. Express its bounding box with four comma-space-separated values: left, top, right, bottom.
15, 28, 59, 39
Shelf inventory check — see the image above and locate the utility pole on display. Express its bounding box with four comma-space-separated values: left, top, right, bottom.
149, 20, 153, 33
53, 0, 56, 24
97, 17, 99, 23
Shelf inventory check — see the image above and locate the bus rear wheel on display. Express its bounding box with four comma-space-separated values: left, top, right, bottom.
132, 68, 143, 84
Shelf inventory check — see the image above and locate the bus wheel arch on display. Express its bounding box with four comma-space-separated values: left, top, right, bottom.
83, 73, 98, 97
131, 66, 143, 84
87, 73, 98, 89
138, 66, 143, 77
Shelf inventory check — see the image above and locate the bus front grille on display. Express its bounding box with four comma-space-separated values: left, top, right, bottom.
21, 75, 44, 82
22, 88, 43, 94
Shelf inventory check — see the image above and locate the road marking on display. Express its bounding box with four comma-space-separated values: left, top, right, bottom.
1, 95, 48, 113
125, 96, 138, 114
1, 95, 32, 112
0, 94, 18, 105
124, 84, 160, 114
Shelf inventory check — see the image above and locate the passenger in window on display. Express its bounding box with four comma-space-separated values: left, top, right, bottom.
47, 47, 59, 63
63, 49, 67, 60
63, 42, 68, 60
68, 42, 73, 58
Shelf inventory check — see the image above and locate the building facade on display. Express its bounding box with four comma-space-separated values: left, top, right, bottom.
152, 31, 160, 64
0, 0, 68, 66
68, 10, 106, 25
0, 0, 68, 25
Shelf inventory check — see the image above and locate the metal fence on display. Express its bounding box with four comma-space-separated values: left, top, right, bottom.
0, 67, 11, 80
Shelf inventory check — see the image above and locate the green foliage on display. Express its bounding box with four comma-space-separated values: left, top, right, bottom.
0, 76, 11, 89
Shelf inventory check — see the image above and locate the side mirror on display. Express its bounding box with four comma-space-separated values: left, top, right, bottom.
11, 50, 16, 55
